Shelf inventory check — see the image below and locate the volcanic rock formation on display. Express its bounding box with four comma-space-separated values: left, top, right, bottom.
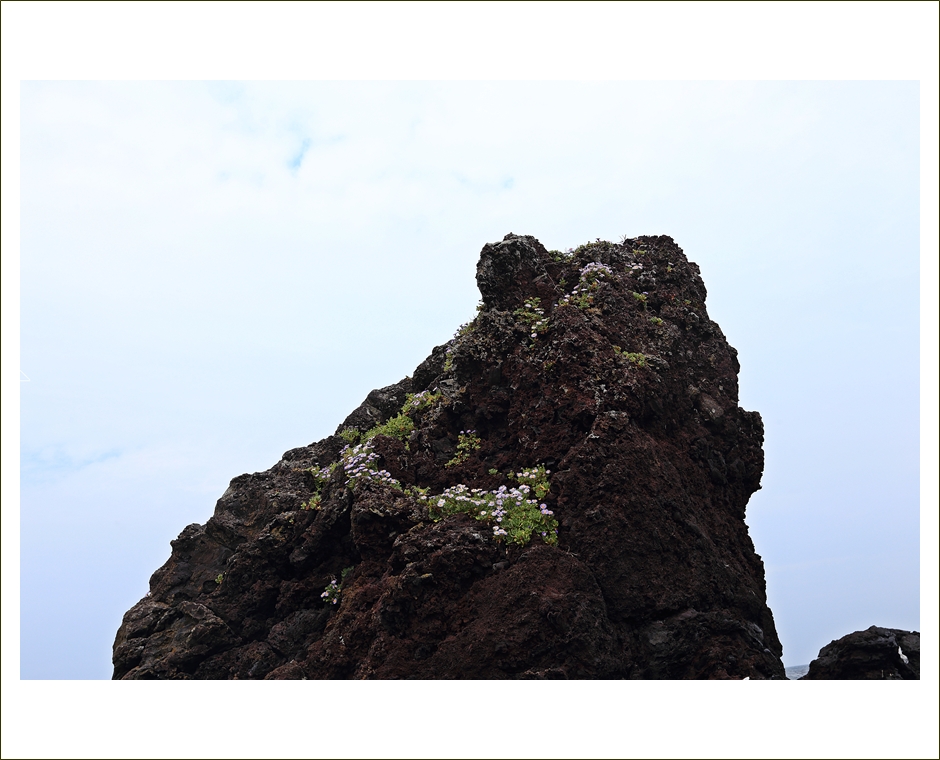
801, 626, 920, 680
113, 233, 786, 679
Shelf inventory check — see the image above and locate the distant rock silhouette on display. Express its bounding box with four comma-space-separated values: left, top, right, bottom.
113, 233, 785, 679
801, 626, 920, 679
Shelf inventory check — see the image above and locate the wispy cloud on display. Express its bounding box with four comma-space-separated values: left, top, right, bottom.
21, 446, 123, 485
288, 137, 311, 172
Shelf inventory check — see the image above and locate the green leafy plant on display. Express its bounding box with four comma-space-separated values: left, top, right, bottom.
403, 389, 443, 415
562, 290, 593, 310
365, 412, 414, 443
339, 427, 361, 445
511, 464, 551, 500
321, 566, 355, 606
424, 465, 558, 546
613, 346, 648, 367
300, 494, 321, 510
404, 484, 429, 499
214, 573, 224, 585
303, 464, 333, 509
649, 316, 663, 326
513, 297, 549, 344
631, 291, 648, 309
558, 262, 613, 311
571, 240, 612, 258
446, 430, 482, 467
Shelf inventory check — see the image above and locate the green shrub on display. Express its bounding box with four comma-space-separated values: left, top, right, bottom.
613, 346, 648, 367
365, 413, 414, 442
424, 465, 557, 546
446, 430, 482, 467
300, 494, 321, 510
339, 427, 361, 445
513, 297, 549, 344
402, 389, 442, 415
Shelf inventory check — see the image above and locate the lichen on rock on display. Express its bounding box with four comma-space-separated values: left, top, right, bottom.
113, 233, 786, 679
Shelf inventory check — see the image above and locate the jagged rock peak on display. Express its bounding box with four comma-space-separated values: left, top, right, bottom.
113, 233, 784, 679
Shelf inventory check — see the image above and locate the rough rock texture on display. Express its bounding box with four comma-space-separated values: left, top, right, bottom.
801, 626, 920, 680
113, 233, 785, 679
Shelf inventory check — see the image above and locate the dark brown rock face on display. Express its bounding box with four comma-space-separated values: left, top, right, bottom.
113, 233, 785, 679
801, 626, 920, 680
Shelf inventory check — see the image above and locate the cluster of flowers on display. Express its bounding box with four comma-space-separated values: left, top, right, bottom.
321, 578, 341, 605
514, 297, 549, 342
579, 261, 614, 281
423, 466, 558, 546
322, 566, 355, 607
405, 389, 441, 413
340, 442, 402, 490
512, 464, 552, 500
558, 261, 614, 310
301, 464, 334, 510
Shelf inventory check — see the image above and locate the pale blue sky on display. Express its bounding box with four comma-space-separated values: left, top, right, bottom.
18, 76, 923, 674
3, 4, 938, 760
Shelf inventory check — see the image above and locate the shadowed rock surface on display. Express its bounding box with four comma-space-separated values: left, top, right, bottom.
113, 233, 785, 679
800, 626, 920, 680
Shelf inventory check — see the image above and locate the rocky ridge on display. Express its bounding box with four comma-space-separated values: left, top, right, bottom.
801, 626, 920, 680
113, 233, 786, 679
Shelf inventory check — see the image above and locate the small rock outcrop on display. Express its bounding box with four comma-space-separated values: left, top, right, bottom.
801, 626, 920, 680
113, 233, 785, 679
